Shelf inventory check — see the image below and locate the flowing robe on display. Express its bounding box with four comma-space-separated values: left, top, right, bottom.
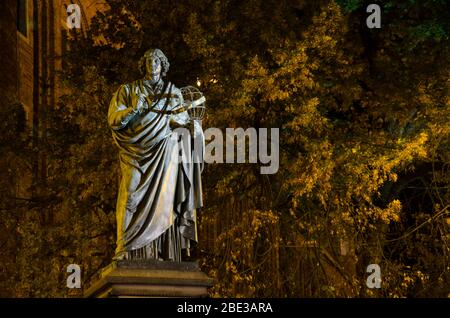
108, 79, 204, 261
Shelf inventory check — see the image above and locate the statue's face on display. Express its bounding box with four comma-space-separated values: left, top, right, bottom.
146, 56, 162, 83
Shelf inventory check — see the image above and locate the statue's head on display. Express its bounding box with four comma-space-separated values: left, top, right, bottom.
139, 48, 170, 84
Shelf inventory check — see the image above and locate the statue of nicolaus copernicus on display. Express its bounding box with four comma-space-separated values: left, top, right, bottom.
108, 48, 204, 261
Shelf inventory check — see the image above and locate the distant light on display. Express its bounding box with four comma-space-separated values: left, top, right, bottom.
196, 79, 201, 87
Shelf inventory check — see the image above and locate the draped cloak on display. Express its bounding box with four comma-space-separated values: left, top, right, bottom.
107, 79, 204, 260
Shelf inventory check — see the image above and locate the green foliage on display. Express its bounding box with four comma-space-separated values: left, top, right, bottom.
411, 21, 449, 42
335, 0, 362, 13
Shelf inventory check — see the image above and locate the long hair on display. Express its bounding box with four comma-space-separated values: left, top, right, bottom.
138, 49, 170, 77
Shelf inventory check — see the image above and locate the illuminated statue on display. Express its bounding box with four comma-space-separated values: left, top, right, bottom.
107, 49, 205, 261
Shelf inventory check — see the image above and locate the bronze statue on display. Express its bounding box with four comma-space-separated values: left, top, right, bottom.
108, 49, 204, 261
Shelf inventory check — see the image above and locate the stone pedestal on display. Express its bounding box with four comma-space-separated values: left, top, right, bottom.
84, 260, 214, 298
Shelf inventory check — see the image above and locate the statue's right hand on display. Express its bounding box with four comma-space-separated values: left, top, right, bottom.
133, 94, 148, 114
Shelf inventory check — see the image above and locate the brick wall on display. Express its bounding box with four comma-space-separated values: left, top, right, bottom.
0, 0, 19, 107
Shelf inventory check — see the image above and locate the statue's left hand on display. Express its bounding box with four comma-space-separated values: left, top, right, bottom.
169, 117, 183, 129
